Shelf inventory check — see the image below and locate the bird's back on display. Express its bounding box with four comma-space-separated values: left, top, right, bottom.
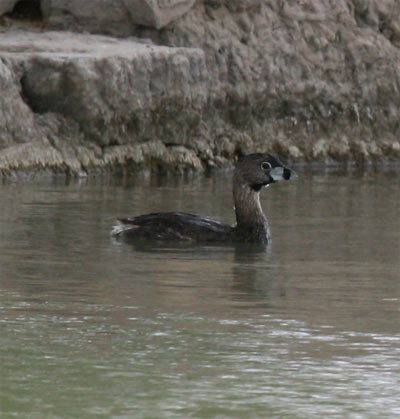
112, 212, 233, 243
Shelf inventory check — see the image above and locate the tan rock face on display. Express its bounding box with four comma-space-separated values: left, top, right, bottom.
0, 0, 400, 176
40, 0, 196, 32
126, 0, 197, 29
0, 31, 207, 174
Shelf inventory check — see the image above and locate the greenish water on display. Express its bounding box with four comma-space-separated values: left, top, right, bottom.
1, 168, 400, 418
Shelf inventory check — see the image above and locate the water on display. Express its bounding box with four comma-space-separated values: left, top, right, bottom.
1, 168, 400, 418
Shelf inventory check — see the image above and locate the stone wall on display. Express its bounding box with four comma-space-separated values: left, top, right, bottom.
1, 0, 400, 176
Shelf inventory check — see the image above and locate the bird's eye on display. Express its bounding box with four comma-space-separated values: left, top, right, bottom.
261, 161, 272, 170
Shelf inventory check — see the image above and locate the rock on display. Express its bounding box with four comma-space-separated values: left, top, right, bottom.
0, 0, 17, 16
124, 0, 197, 29
0, 30, 207, 175
41, 0, 196, 32
144, 0, 400, 163
1, 0, 400, 177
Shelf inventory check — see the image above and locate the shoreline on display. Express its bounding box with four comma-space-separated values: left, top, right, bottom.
1, 1, 400, 177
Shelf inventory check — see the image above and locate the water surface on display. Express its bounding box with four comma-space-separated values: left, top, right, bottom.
1, 168, 400, 418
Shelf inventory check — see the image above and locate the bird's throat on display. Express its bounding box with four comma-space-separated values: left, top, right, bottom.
233, 184, 267, 228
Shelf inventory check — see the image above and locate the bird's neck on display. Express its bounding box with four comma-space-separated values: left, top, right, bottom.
233, 182, 267, 228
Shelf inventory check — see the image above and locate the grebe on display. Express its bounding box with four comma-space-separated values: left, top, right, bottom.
111, 153, 296, 245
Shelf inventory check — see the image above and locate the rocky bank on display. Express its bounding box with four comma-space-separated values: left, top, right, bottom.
1, 0, 400, 176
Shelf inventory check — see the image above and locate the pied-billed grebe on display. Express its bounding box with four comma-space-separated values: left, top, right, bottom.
111, 153, 296, 245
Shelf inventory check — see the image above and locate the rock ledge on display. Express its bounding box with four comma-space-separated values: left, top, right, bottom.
1, 0, 400, 176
